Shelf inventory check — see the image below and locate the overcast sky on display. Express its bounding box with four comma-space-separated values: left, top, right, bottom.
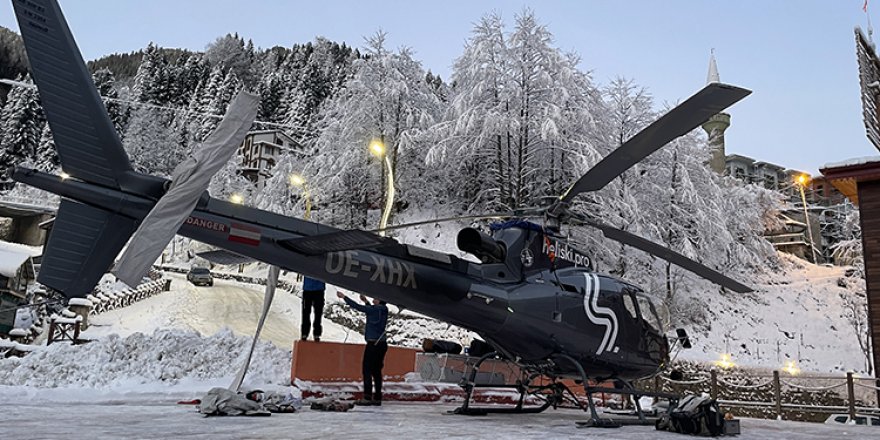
1, 0, 877, 175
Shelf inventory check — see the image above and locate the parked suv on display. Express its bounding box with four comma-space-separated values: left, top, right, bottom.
187, 267, 213, 286
825, 413, 880, 426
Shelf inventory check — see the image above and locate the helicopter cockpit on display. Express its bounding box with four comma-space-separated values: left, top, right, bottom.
537, 266, 669, 365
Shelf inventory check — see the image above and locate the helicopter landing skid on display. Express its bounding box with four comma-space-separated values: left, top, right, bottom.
448, 352, 580, 416
578, 380, 680, 429
448, 352, 593, 417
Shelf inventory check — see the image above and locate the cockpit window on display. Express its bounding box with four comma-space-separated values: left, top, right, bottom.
622, 293, 638, 319
636, 294, 663, 333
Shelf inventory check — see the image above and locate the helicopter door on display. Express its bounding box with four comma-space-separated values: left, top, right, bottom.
635, 294, 667, 363
615, 290, 642, 362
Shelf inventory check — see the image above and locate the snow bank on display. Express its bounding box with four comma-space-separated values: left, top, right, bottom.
0, 328, 291, 388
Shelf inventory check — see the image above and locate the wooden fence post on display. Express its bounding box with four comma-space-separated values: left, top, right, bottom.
46, 319, 56, 346
710, 369, 719, 400
773, 370, 782, 420
72, 321, 81, 345
847, 372, 856, 420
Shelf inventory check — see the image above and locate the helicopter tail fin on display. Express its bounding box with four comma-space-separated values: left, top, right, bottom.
12, 0, 153, 298
12, 0, 134, 189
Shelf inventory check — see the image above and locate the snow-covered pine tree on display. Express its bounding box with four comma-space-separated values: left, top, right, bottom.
252, 152, 310, 218
205, 33, 256, 88
593, 77, 657, 279
309, 31, 443, 228
429, 13, 509, 211
92, 68, 128, 137
35, 124, 58, 172
830, 203, 863, 276
123, 106, 180, 176
195, 70, 243, 142
257, 72, 286, 124
208, 153, 255, 203
131, 43, 166, 105
0, 77, 43, 186
431, 11, 599, 212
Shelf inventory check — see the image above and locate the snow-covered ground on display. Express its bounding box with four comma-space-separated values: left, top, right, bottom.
0, 219, 873, 438
85, 272, 354, 349
686, 255, 868, 373
2, 399, 878, 440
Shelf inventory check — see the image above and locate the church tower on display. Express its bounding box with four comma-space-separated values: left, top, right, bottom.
702, 51, 731, 174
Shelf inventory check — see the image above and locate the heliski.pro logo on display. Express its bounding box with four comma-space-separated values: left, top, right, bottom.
583, 273, 619, 355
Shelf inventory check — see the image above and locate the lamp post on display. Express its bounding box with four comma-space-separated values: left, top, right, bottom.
370, 139, 395, 237
796, 174, 819, 263
289, 173, 312, 221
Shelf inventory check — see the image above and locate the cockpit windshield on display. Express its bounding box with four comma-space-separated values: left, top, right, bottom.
635, 293, 664, 334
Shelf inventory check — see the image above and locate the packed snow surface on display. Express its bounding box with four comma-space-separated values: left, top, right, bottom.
0, 328, 290, 389
85, 272, 353, 349
1, 400, 878, 440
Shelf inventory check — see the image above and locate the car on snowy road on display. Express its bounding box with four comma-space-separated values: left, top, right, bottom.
824, 413, 880, 426
186, 267, 214, 287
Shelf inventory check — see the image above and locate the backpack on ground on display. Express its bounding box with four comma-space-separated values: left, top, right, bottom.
659, 394, 724, 436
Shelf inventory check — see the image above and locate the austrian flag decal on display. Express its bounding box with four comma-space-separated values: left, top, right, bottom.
228, 223, 262, 246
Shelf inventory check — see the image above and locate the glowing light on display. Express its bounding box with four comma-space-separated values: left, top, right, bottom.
60, 172, 70, 180
288, 174, 312, 220
783, 360, 800, 376
229, 194, 244, 205
289, 174, 305, 187
714, 353, 736, 369
369, 140, 385, 157
796, 174, 809, 186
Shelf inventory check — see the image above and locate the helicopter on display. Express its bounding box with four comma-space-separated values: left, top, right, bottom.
9, 0, 752, 425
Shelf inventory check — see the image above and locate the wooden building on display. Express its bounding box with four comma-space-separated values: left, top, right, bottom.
0, 241, 39, 335
818, 28, 880, 382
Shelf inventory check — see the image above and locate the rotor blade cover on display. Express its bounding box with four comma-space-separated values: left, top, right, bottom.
560, 83, 750, 204
112, 91, 259, 287
585, 219, 753, 293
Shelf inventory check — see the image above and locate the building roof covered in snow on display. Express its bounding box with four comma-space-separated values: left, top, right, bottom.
0, 241, 39, 278
820, 155, 880, 204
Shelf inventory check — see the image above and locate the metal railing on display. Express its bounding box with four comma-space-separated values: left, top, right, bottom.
646, 369, 880, 422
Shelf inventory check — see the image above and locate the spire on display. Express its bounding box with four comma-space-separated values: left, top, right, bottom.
707, 49, 720, 84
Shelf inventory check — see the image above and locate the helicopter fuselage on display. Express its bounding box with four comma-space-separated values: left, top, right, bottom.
18, 168, 668, 380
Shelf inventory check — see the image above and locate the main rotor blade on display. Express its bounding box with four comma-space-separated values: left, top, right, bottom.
372, 211, 540, 233
582, 218, 753, 293
12, 0, 133, 188
112, 92, 260, 287
559, 83, 751, 204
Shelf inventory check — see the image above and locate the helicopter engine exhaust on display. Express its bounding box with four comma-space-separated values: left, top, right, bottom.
457, 228, 506, 264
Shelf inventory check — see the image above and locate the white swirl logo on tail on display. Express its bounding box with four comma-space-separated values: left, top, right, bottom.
583, 273, 619, 355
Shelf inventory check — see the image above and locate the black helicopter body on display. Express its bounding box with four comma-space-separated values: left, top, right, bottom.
9, 0, 749, 387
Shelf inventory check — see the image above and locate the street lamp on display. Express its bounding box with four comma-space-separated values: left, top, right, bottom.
795, 174, 819, 263
289, 173, 312, 220
369, 139, 395, 237
715, 353, 736, 370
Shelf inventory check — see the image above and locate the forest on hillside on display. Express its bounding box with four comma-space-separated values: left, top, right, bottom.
0, 12, 796, 327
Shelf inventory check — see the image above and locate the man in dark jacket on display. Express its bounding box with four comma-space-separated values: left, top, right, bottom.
301, 277, 326, 341
336, 291, 388, 406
